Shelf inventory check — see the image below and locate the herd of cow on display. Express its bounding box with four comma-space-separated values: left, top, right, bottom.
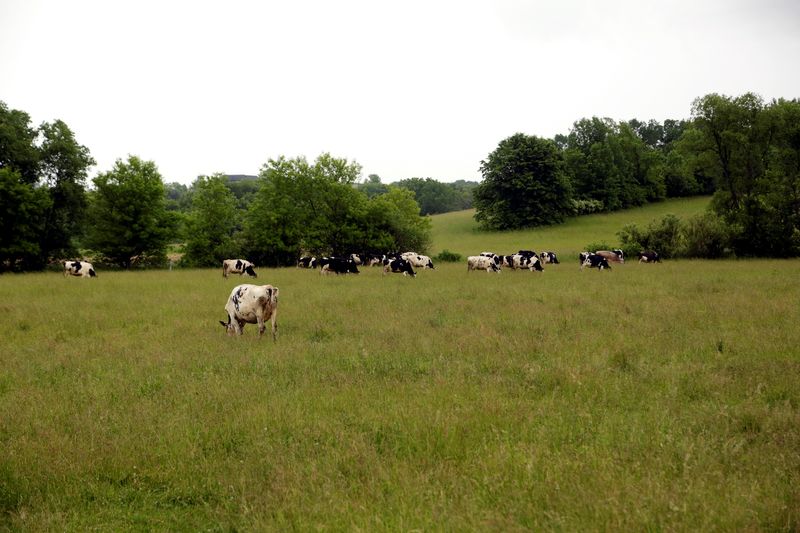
61, 248, 660, 338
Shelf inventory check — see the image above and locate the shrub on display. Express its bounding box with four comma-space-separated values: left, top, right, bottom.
584, 241, 612, 253
681, 212, 733, 258
572, 198, 605, 215
434, 249, 462, 263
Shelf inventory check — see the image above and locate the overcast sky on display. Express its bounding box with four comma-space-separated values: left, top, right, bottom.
1, 0, 798, 185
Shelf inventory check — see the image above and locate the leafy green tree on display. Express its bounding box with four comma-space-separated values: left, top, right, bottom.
182, 174, 240, 266
0, 168, 51, 270
474, 133, 572, 230
690, 93, 800, 256
37, 120, 94, 263
368, 187, 432, 252
395, 177, 462, 215
85, 156, 176, 268
358, 174, 390, 198
0, 101, 40, 184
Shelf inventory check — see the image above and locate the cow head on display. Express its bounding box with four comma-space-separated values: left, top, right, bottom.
244, 265, 257, 277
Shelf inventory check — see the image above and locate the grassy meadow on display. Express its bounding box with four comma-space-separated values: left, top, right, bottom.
1, 198, 799, 531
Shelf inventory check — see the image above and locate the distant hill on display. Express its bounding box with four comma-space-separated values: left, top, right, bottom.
430, 196, 712, 257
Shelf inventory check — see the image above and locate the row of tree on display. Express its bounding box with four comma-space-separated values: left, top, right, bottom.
474, 93, 800, 256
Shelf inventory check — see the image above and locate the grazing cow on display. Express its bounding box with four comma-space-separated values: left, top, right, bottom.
467, 255, 501, 273
219, 284, 279, 340
321, 257, 360, 275
581, 253, 611, 270
297, 256, 318, 268
595, 249, 625, 264
222, 259, 257, 278
403, 253, 435, 270
480, 252, 503, 268
507, 253, 543, 271
638, 250, 660, 263
64, 260, 96, 278
541, 251, 560, 264
383, 257, 416, 277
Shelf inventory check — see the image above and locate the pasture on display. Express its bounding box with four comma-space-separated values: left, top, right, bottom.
1, 200, 799, 530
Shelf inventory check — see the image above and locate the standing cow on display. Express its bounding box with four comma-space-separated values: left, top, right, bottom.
222, 259, 257, 278
467, 255, 501, 273
638, 250, 660, 263
581, 253, 611, 270
64, 260, 96, 278
383, 257, 416, 277
219, 284, 279, 340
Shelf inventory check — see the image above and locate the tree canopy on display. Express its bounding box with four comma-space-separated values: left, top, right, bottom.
474, 133, 573, 230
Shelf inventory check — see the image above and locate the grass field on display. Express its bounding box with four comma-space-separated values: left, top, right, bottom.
1, 198, 799, 531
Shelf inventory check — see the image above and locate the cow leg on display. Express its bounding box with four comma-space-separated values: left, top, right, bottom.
257, 315, 266, 338
270, 312, 278, 342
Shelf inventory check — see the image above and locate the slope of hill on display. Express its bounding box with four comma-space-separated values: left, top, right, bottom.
430, 196, 712, 257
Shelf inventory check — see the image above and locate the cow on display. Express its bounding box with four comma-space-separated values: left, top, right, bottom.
595, 249, 625, 264
366, 254, 384, 267
638, 250, 660, 263
581, 253, 611, 270
297, 256, 318, 268
480, 252, 504, 268
467, 255, 501, 273
541, 251, 560, 264
506, 253, 543, 271
579, 251, 592, 264
64, 260, 96, 278
219, 284, 278, 340
222, 259, 257, 278
403, 253, 435, 270
383, 257, 416, 277
321, 257, 360, 275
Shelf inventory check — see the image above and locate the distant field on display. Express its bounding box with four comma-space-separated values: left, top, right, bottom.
1, 197, 798, 530
430, 196, 712, 257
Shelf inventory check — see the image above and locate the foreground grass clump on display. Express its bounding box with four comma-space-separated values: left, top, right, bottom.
1, 258, 798, 530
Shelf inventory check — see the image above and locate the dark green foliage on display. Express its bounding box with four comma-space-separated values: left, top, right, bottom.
181, 174, 240, 267
690, 94, 800, 256
474, 133, 573, 230
433, 249, 462, 263
395, 177, 475, 215
243, 154, 431, 266
583, 241, 612, 254
0, 168, 51, 270
0, 102, 40, 184
85, 156, 176, 268
357, 174, 390, 198
617, 212, 733, 259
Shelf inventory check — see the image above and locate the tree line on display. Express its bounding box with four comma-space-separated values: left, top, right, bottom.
474, 92, 800, 257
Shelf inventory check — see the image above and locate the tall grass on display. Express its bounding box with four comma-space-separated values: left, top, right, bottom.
1, 197, 798, 530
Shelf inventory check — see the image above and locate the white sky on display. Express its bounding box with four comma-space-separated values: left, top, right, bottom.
1, 0, 798, 185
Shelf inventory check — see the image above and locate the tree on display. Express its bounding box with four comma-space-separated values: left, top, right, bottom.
37, 120, 95, 263
690, 93, 800, 256
368, 187, 432, 252
395, 177, 462, 215
85, 156, 176, 268
182, 174, 240, 266
0, 168, 50, 270
474, 133, 572, 230
0, 101, 40, 184
358, 174, 390, 198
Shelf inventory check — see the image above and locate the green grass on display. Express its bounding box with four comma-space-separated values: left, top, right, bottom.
431, 196, 713, 257
1, 198, 799, 530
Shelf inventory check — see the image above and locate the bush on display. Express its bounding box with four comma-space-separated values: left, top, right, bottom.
434, 249, 462, 263
681, 212, 733, 258
584, 241, 612, 253
572, 198, 605, 215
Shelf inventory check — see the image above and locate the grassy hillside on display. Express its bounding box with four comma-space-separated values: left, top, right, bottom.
430, 196, 712, 257
1, 195, 798, 530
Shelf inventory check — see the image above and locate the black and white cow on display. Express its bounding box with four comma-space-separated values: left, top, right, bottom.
219, 284, 279, 340
579, 251, 591, 264
321, 257, 360, 275
541, 251, 560, 264
507, 253, 543, 271
480, 252, 504, 268
467, 255, 501, 273
383, 257, 416, 277
64, 260, 96, 278
402, 252, 435, 270
297, 256, 318, 268
581, 253, 611, 270
222, 259, 257, 278
638, 250, 660, 263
